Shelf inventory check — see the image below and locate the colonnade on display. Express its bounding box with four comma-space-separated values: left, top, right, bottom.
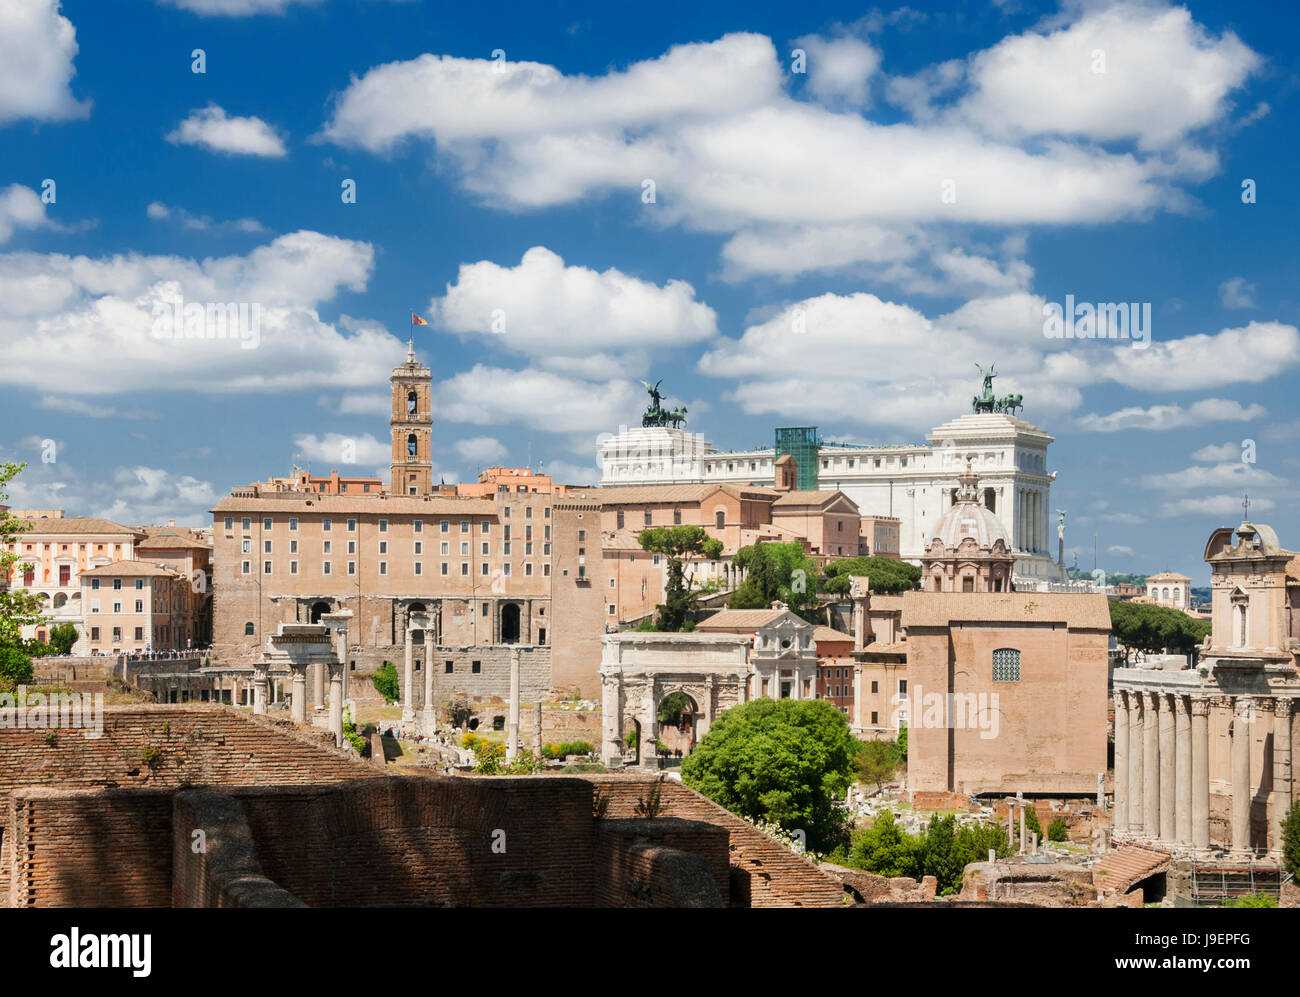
1113, 688, 1293, 854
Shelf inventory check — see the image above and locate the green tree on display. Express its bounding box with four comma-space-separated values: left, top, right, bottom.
639, 526, 723, 632
1282, 801, 1300, 879
1047, 817, 1068, 842
371, 661, 400, 702
1023, 804, 1043, 840
896, 724, 908, 760
0, 464, 46, 691
1110, 600, 1211, 659
822, 556, 922, 595
728, 541, 822, 619
922, 815, 967, 895
848, 810, 923, 878
47, 623, 78, 656
854, 738, 902, 792
681, 698, 857, 852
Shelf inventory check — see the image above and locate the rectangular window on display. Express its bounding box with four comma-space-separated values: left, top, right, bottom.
113, 602, 122, 613
347, 519, 357, 531
992, 648, 1021, 682
290, 561, 298, 575
379, 520, 388, 533
262, 517, 273, 530
323, 562, 332, 575
348, 561, 356, 575
379, 562, 387, 575
264, 561, 272, 574
525, 563, 533, 576
461, 563, 469, 576
440, 541, 449, 555
440, 563, 448, 576
379, 541, 388, 555
502, 563, 511, 576
525, 506, 532, 519
289, 518, 298, 531
323, 519, 331, 531
461, 521, 469, 533
90, 626, 99, 640
460, 542, 469, 556
134, 599, 143, 613
472, 660, 481, 674
440, 520, 449, 533
59, 565, 71, 586
543, 564, 551, 576
481, 520, 489, 533
415, 541, 422, 555
323, 541, 331, 554
445, 660, 454, 673
481, 542, 489, 556
113, 579, 122, 590
290, 540, 298, 554
415, 562, 422, 575
482, 563, 490, 576
134, 627, 143, 641
414, 520, 423, 534
224, 517, 233, 530
242, 561, 251, 574
264, 540, 272, 553
91, 579, 100, 590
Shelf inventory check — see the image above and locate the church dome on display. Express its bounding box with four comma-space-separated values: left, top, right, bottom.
932, 460, 1008, 549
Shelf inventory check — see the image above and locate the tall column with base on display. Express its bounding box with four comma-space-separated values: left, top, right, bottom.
327, 660, 344, 747
319, 612, 352, 739
1129, 690, 1144, 833
422, 626, 435, 732
1192, 697, 1210, 850
506, 647, 521, 762
402, 623, 414, 722
311, 660, 324, 712
1232, 697, 1253, 853
1113, 690, 1129, 832
1159, 692, 1176, 841
641, 682, 658, 772
1272, 698, 1292, 855
1175, 694, 1192, 846
1143, 692, 1160, 836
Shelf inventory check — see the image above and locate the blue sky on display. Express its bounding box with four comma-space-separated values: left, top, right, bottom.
1, 0, 1297, 584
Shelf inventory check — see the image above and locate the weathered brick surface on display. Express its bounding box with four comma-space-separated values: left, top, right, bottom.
172, 790, 303, 908
9, 787, 173, 907
584, 775, 844, 908
593, 818, 728, 907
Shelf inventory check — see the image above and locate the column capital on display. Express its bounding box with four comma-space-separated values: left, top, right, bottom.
1143, 689, 1162, 709
1276, 697, 1293, 719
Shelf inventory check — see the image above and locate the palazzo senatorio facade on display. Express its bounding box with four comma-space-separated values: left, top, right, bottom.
1112, 521, 1300, 857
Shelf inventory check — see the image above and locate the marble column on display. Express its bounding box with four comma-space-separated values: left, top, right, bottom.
327, 661, 344, 747
1159, 692, 1176, 841
1143, 692, 1160, 836
1232, 697, 1253, 853
1175, 695, 1192, 845
290, 662, 307, 724
1192, 697, 1210, 850
252, 661, 269, 716
1272, 699, 1292, 855
506, 647, 520, 762
402, 624, 414, 722
1113, 691, 1129, 831
421, 626, 435, 733
1129, 690, 1144, 833
641, 683, 658, 771
311, 660, 324, 711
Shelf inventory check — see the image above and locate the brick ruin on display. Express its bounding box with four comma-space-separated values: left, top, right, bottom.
2, 706, 846, 908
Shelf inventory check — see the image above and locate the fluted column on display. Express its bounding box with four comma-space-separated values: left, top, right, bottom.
327, 661, 344, 747
1192, 697, 1210, 849
1143, 692, 1160, 836
290, 662, 307, 724
422, 627, 435, 733
1232, 697, 1253, 853
506, 647, 520, 762
1175, 695, 1192, 845
311, 661, 324, 710
1272, 698, 1292, 855
1159, 693, 1176, 841
1113, 690, 1129, 831
1129, 690, 1144, 833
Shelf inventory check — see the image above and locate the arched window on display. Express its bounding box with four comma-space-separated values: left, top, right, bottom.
244, 622, 255, 636
1162, 587, 1170, 600
407, 390, 417, 415
992, 647, 1021, 682
715, 510, 725, 530
407, 433, 417, 458
1172, 588, 1180, 604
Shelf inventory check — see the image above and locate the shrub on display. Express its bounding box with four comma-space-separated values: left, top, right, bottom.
371, 661, 400, 703
1047, 817, 1068, 842
1023, 804, 1043, 840
1282, 801, 1300, 879
1223, 893, 1277, 908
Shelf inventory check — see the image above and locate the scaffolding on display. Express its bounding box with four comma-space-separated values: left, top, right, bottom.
1186, 860, 1282, 906
774, 426, 820, 491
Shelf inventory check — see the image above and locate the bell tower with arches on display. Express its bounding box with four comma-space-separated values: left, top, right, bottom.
390, 339, 433, 495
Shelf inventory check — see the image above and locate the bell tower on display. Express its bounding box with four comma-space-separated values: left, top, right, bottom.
390, 339, 433, 496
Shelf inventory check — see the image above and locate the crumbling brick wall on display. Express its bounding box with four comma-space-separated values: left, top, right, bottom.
585, 775, 844, 907
593, 818, 729, 907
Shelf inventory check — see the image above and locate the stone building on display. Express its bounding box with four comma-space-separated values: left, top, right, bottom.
919, 461, 1015, 594
210, 344, 606, 698
79, 561, 190, 654
1144, 570, 1193, 612
598, 374, 1064, 587
902, 591, 1110, 796
1112, 521, 1299, 856
694, 607, 820, 700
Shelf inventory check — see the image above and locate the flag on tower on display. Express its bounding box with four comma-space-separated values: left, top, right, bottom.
411, 313, 428, 326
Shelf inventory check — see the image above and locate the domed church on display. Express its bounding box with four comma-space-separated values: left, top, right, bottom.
920, 459, 1015, 593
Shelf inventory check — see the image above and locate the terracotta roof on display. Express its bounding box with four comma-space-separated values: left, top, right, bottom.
136, 530, 210, 550
583, 483, 778, 506
7, 517, 142, 537
80, 561, 182, 578
868, 594, 905, 610
695, 608, 787, 631
863, 640, 908, 655
902, 591, 1112, 630
771, 489, 859, 512
212, 495, 496, 516
814, 625, 854, 644
1146, 571, 1192, 581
